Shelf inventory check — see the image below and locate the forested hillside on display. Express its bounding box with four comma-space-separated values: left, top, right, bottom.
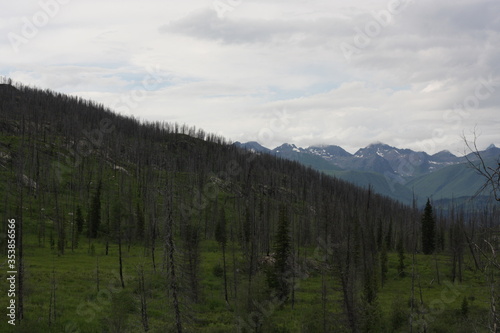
0, 81, 499, 332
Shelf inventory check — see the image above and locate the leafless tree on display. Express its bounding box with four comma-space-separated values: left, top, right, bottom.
463, 132, 500, 201
463, 132, 500, 332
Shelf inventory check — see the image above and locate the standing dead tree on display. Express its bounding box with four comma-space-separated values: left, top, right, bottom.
463, 132, 500, 332
463, 132, 500, 201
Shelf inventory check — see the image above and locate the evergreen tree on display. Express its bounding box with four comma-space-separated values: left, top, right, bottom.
268, 205, 292, 302
376, 218, 383, 251
397, 237, 406, 277
135, 202, 145, 240
75, 205, 84, 234
215, 207, 228, 304
111, 201, 125, 288
88, 181, 102, 238
215, 207, 227, 247
386, 218, 393, 250
421, 199, 436, 255
380, 242, 388, 287
183, 224, 200, 302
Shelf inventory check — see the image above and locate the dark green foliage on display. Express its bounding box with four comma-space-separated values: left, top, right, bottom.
363, 268, 378, 305
88, 181, 102, 238
215, 207, 228, 304
361, 269, 382, 332
397, 237, 406, 277
377, 218, 383, 250
50, 231, 55, 250
386, 218, 393, 250
75, 205, 84, 234
390, 297, 409, 331
111, 201, 122, 237
421, 199, 435, 255
360, 301, 382, 333
212, 263, 224, 278
461, 296, 469, 318
380, 242, 388, 286
105, 290, 136, 331
183, 224, 201, 302
267, 205, 292, 302
436, 225, 445, 252
135, 202, 144, 240
215, 207, 227, 247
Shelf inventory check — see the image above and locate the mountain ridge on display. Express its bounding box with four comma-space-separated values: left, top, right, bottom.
236, 141, 500, 205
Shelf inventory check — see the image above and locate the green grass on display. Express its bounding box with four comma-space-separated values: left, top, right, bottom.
0, 231, 495, 332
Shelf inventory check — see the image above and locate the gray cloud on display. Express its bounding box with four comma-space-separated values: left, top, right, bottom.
1, 0, 499, 154
161, 7, 353, 45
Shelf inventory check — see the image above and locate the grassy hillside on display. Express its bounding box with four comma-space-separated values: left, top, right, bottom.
0, 82, 498, 332
406, 162, 489, 200
324, 169, 414, 204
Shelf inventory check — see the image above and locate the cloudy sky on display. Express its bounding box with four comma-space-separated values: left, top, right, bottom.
1, 0, 499, 154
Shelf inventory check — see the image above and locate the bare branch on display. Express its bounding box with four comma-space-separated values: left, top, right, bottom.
463, 130, 500, 201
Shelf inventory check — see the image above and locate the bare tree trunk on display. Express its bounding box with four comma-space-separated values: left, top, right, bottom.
433, 254, 441, 285
138, 265, 149, 332
231, 224, 238, 301
463, 132, 500, 201
166, 202, 182, 333
118, 232, 125, 288
96, 256, 100, 292
48, 268, 57, 326
16, 122, 25, 323
222, 242, 229, 305
464, 230, 481, 271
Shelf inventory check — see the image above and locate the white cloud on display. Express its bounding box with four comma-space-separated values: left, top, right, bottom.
0, 0, 499, 154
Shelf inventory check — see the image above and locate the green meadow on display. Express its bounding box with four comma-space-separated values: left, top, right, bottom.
0, 233, 493, 332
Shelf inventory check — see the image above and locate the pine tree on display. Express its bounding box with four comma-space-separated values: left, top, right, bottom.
215, 207, 228, 304
183, 224, 200, 302
386, 218, 393, 250
135, 202, 145, 240
421, 199, 436, 255
380, 242, 388, 287
268, 205, 292, 302
75, 205, 84, 234
88, 181, 102, 238
397, 237, 406, 277
111, 201, 125, 288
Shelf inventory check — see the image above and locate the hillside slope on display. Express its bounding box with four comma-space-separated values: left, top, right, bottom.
1, 82, 431, 332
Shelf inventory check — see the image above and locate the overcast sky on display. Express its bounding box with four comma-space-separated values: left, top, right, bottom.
1, 0, 499, 154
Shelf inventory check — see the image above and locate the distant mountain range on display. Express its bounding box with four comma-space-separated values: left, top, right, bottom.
234, 141, 500, 206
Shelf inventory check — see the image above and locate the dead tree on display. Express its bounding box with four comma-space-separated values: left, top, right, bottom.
463, 132, 500, 201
